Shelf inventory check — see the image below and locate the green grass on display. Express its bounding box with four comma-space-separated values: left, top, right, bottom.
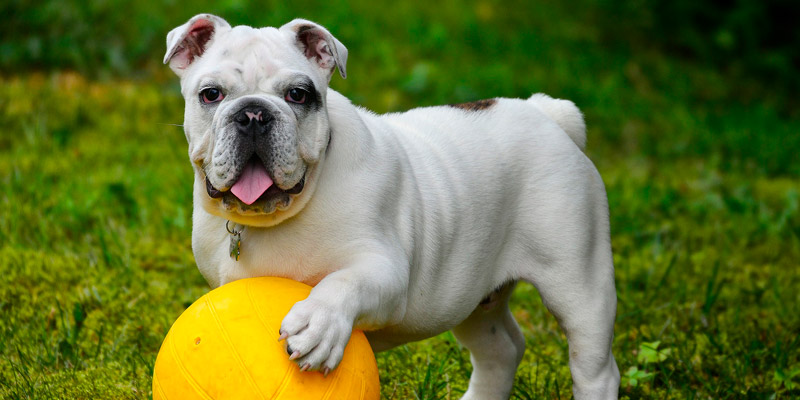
2, 1, 800, 399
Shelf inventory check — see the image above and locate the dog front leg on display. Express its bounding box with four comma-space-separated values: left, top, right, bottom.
279, 252, 407, 373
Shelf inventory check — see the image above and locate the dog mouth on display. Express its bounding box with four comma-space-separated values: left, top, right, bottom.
205, 157, 305, 211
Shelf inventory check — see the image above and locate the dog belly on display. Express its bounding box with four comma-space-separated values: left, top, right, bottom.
363, 296, 476, 351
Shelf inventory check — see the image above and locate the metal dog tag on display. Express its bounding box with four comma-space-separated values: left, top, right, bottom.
226, 220, 243, 261
229, 232, 241, 261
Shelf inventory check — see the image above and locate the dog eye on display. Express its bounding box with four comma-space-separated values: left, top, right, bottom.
200, 88, 224, 104
285, 88, 307, 104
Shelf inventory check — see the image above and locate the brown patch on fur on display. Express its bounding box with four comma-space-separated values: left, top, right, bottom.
449, 98, 497, 111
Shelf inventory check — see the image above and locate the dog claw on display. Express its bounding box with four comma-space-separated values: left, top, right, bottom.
323, 367, 330, 377
289, 350, 301, 360
301, 363, 310, 371
278, 332, 288, 341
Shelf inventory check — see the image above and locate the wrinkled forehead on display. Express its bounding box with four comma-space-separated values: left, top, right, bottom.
186, 25, 319, 91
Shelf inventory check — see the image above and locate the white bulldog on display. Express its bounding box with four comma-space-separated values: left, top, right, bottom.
164, 14, 619, 399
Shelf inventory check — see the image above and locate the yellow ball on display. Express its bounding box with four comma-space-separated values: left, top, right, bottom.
153, 277, 380, 400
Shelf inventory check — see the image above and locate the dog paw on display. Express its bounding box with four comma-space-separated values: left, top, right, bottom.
279, 298, 353, 373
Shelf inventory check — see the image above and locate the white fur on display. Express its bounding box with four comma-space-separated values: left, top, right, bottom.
527, 93, 587, 151
168, 15, 619, 399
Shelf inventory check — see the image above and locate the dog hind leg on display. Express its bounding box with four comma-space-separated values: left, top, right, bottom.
528, 267, 620, 399
453, 282, 525, 400
518, 215, 621, 399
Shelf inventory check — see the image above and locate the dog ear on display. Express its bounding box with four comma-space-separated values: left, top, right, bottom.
280, 19, 348, 80
164, 14, 231, 76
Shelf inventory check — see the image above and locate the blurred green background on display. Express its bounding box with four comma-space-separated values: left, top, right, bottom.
1, 0, 798, 399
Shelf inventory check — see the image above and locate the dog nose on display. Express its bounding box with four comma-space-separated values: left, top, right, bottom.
234, 105, 273, 135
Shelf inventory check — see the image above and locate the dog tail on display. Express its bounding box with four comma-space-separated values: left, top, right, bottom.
527, 93, 586, 151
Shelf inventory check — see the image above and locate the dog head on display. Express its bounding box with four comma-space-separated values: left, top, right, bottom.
164, 14, 347, 226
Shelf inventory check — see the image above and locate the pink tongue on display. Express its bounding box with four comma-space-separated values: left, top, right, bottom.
230, 159, 273, 205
